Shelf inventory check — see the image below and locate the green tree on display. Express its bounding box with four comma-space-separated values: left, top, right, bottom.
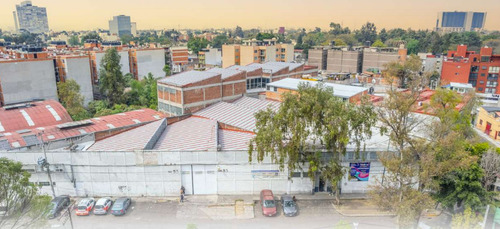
256, 33, 275, 41
355, 22, 377, 44
57, 79, 90, 121
187, 37, 209, 54
211, 34, 228, 48
163, 64, 171, 76
126, 73, 158, 109
329, 22, 350, 35
406, 39, 420, 54
80, 32, 102, 44
68, 35, 80, 46
249, 83, 377, 204
99, 48, 126, 106
451, 207, 483, 229
120, 34, 134, 45
379, 28, 388, 43
383, 54, 422, 88
234, 26, 244, 38
372, 39, 386, 47
0, 158, 52, 229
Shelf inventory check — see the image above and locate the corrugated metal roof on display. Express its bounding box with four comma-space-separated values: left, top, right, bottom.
154, 117, 217, 151
267, 78, 367, 99
88, 119, 166, 151
206, 67, 243, 80
248, 62, 304, 74
0, 109, 165, 150
219, 130, 254, 151
226, 65, 262, 73
231, 97, 280, 112
0, 100, 72, 133
157, 71, 220, 87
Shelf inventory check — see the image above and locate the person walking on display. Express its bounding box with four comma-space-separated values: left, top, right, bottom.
180, 186, 185, 203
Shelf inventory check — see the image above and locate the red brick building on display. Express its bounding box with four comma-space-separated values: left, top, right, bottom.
441, 45, 500, 94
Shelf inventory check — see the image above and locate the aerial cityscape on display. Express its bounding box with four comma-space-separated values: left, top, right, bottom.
0, 0, 499, 229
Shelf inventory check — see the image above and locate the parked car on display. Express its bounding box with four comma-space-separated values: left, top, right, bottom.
75, 198, 95, 216
93, 197, 113, 215
111, 197, 131, 216
281, 195, 298, 217
49, 195, 71, 219
260, 189, 277, 216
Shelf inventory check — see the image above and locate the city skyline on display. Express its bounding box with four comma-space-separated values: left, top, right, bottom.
1, 0, 500, 32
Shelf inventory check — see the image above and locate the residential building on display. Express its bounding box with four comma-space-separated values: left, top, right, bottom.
129, 48, 166, 80
441, 45, 500, 94
442, 82, 474, 93
265, 78, 368, 103
131, 22, 137, 36
199, 48, 222, 67
170, 47, 189, 73
307, 48, 327, 70
362, 46, 407, 73
476, 106, 500, 142
109, 15, 133, 37
436, 11, 486, 33
222, 41, 294, 68
327, 49, 362, 73
13, 1, 49, 33
55, 55, 94, 105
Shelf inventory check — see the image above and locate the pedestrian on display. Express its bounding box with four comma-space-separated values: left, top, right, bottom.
180, 186, 185, 203
292, 196, 296, 202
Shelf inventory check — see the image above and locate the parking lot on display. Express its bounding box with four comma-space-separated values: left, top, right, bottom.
48, 197, 397, 229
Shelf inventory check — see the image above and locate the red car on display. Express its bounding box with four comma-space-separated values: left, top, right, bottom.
260, 189, 277, 216
75, 198, 95, 216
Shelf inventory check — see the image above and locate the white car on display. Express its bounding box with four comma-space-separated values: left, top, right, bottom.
93, 197, 113, 215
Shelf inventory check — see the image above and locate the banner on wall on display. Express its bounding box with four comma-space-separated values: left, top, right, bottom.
349, 162, 370, 181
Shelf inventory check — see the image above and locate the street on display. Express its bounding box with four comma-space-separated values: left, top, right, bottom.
48, 198, 397, 229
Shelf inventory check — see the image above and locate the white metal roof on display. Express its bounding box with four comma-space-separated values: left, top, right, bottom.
157, 71, 220, 87
226, 65, 262, 73
219, 130, 254, 150
206, 67, 243, 80
449, 82, 474, 88
248, 62, 303, 74
154, 117, 218, 151
267, 78, 368, 99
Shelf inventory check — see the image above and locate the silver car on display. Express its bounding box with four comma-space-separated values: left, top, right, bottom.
281, 195, 298, 217
93, 197, 113, 215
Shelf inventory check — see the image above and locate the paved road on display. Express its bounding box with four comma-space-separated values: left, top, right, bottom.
49, 199, 397, 229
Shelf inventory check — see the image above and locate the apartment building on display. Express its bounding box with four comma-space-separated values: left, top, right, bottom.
129, 48, 166, 79
55, 55, 94, 105
362, 47, 407, 73
222, 41, 294, 68
13, 0, 49, 33
199, 48, 222, 67
436, 11, 486, 33
170, 47, 189, 73
441, 45, 500, 94
476, 106, 500, 142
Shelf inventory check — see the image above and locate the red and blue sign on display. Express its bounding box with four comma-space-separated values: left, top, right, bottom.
349, 162, 370, 181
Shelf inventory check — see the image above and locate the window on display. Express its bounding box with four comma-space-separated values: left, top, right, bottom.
276, 48, 279, 52
471, 66, 479, 72
489, 66, 500, 73
273, 87, 278, 92
469, 80, 477, 87
488, 74, 499, 80
235, 49, 239, 52
470, 73, 478, 79
480, 119, 483, 125
480, 81, 484, 84
254, 50, 257, 53
254, 57, 257, 60
478, 87, 483, 91
291, 172, 302, 178
473, 57, 477, 62
481, 56, 491, 62
481, 73, 486, 76
486, 81, 498, 87
482, 66, 488, 70
486, 88, 497, 94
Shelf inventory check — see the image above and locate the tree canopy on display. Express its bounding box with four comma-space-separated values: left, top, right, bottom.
57, 79, 90, 121
99, 48, 127, 106
187, 37, 209, 54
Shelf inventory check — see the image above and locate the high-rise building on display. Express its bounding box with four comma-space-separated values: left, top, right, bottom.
436, 11, 486, 33
13, 1, 49, 34
109, 15, 133, 37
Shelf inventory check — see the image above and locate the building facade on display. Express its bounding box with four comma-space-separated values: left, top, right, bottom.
476, 106, 500, 142
441, 45, 500, 94
13, 0, 49, 33
222, 42, 294, 68
436, 11, 487, 33
109, 15, 133, 37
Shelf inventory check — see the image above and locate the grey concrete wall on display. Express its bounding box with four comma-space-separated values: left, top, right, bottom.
326, 50, 361, 73
65, 58, 94, 105
362, 51, 400, 72
0, 60, 58, 104
136, 49, 166, 80
205, 48, 222, 66
308, 49, 324, 69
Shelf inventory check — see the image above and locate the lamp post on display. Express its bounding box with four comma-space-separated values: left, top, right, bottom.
37, 131, 56, 198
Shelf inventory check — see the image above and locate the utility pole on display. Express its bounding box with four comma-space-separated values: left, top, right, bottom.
38, 131, 56, 198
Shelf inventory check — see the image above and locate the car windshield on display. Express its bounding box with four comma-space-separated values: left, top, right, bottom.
284, 201, 295, 207
112, 204, 122, 209
94, 205, 103, 209
263, 200, 275, 208
77, 206, 87, 210
49, 203, 57, 211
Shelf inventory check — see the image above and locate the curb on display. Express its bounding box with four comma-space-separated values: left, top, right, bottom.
332, 203, 396, 217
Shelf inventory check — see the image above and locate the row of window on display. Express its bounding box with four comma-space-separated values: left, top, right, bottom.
247, 78, 270, 90
158, 102, 183, 115
158, 85, 177, 94
471, 66, 500, 73
476, 87, 497, 94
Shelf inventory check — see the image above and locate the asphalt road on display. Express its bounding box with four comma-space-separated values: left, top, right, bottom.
48, 199, 397, 229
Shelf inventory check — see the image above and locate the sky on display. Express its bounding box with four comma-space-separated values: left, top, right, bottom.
1, 0, 500, 32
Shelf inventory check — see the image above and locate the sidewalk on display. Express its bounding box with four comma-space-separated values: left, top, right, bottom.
332, 199, 396, 217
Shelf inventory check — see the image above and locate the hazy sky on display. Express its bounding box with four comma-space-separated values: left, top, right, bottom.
1, 0, 499, 31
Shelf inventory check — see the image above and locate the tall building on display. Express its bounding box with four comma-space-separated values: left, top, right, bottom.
436, 11, 486, 33
109, 15, 133, 37
13, 1, 49, 34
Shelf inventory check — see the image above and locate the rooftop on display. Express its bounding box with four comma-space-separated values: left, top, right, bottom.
267, 78, 368, 99
157, 71, 220, 87
206, 67, 243, 80
226, 65, 262, 73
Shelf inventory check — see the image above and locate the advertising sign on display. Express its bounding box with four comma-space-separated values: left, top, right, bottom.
349, 162, 370, 181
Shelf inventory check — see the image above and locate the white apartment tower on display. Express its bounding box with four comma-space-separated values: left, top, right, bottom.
13, 1, 49, 34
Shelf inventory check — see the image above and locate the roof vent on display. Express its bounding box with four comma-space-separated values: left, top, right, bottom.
3, 103, 33, 110
56, 120, 93, 129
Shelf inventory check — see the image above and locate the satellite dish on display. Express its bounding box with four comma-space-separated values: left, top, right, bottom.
37, 157, 46, 166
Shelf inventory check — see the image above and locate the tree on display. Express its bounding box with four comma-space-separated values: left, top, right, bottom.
187, 37, 209, 55
163, 64, 171, 76
329, 22, 350, 35
0, 158, 51, 229
372, 39, 386, 48
249, 83, 377, 204
256, 33, 275, 41
120, 34, 134, 45
68, 35, 80, 46
355, 22, 377, 44
234, 26, 244, 38
451, 207, 483, 229
57, 79, 90, 121
406, 39, 420, 54
99, 48, 126, 106
125, 73, 158, 109
379, 28, 388, 43
80, 32, 102, 44
211, 34, 228, 48
480, 148, 500, 191
383, 54, 422, 88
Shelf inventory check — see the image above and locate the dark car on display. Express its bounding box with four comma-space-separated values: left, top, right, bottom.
111, 197, 131, 216
49, 196, 70, 219
260, 190, 277, 216
281, 195, 298, 217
